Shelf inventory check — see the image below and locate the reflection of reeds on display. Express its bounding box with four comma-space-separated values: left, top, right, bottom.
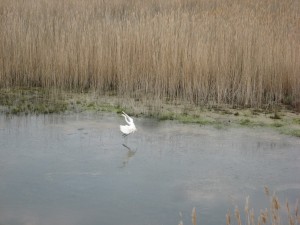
0, 0, 299, 108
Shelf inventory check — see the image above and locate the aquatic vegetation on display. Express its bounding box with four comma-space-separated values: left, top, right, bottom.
180, 187, 300, 225
226, 187, 300, 225
0, 88, 299, 137
284, 129, 300, 138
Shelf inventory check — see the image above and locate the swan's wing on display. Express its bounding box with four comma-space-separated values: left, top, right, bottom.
120, 124, 136, 134
120, 125, 130, 134
122, 112, 133, 123
122, 114, 131, 125
127, 116, 133, 123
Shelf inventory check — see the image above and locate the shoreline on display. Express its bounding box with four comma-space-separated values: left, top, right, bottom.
1, 88, 299, 137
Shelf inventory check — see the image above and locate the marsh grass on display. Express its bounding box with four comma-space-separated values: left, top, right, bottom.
157, 110, 215, 126
1, 87, 299, 137
0, 0, 299, 109
226, 187, 300, 225
0, 88, 67, 114
292, 118, 300, 125
239, 118, 265, 127
285, 129, 300, 137
181, 187, 300, 225
192, 207, 197, 225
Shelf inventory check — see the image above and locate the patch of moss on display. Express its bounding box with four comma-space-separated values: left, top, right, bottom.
219, 109, 233, 115
290, 129, 300, 137
158, 112, 212, 125
0, 88, 67, 115
271, 122, 284, 128
87, 102, 96, 109
252, 108, 264, 114
270, 112, 281, 119
213, 122, 226, 129
239, 118, 251, 126
292, 118, 300, 124
158, 112, 175, 121
99, 103, 123, 113
281, 129, 300, 137
176, 114, 212, 125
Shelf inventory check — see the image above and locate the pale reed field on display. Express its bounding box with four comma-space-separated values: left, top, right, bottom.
0, 0, 299, 108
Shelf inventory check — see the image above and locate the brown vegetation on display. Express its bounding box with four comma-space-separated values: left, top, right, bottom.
180, 187, 299, 225
0, 0, 299, 108
225, 187, 300, 225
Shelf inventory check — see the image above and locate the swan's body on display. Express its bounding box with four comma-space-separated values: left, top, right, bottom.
120, 111, 136, 137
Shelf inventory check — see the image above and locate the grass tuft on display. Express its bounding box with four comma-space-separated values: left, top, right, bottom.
0, 88, 67, 114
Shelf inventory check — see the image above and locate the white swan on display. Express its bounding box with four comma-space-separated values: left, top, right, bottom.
120, 111, 136, 137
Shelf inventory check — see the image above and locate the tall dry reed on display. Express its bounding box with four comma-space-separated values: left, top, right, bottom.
226, 187, 300, 225
1, 0, 299, 108
180, 188, 299, 225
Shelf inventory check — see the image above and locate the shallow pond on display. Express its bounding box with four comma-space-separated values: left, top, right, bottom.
0, 113, 299, 225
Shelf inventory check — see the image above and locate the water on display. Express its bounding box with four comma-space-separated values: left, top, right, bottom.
0, 113, 299, 225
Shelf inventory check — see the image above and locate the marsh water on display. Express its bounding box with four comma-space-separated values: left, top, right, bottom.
0, 113, 299, 225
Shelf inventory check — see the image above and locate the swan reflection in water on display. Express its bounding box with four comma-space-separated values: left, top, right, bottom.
120, 144, 137, 168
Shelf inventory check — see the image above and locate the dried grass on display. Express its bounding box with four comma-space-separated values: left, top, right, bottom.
192, 207, 197, 225
228, 187, 299, 225
1, 0, 299, 108
184, 188, 299, 225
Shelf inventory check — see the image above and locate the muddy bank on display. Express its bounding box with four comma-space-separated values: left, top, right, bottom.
1, 88, 300, 137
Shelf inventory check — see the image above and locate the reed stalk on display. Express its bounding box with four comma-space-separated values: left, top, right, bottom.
1, 0, 299, 108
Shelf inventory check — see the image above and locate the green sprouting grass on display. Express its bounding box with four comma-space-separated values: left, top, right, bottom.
1, 88, 299, 138
158, 112, 213, 125
290, 129, 300, 137
271, 122, 284, 127
0, 88, 67, 114
239, 118, 252, 126
293, 118, 300, 124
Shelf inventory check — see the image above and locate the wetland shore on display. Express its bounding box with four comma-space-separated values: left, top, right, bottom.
1, 88, 299, 137
1, 0, 299, 138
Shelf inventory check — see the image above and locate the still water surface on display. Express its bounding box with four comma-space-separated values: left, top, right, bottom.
0, 113, 299, 225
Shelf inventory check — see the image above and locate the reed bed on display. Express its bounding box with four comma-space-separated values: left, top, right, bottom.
1, 0, 299, 108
